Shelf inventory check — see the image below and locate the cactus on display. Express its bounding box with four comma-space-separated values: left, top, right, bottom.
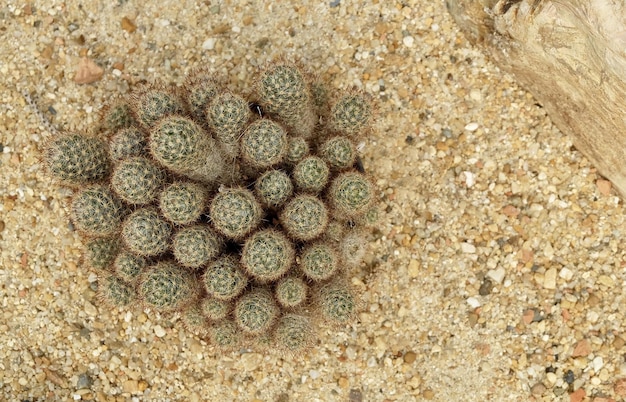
328, 171, 374, 218
70, 185, 125, 237
183, 69, 220, 122
280, 194, 328, 241
150, 116, 225, 184
139, 261, 199, 312
111, 156, 166, 205
159, 181, 208, 225
234, 289, 279, 335
132, 87, 184, 128
181, 303, 209, 336
113, 250, 147, 283
293, 156, 329, 193
201, 297, 230, 321
240, 119, 288, 170
206, 92, 250, 157
108, 127, 147, 162
275, 276, 307, 309
329, 92, 372, 136
241, 229, 294, 283
43, 59, 377, 350
122, 207, 172, 257
319, 282, 356, 323
299, 242, 339, 281
102, 101, 135, 132
202, 255, 248, 301
319, 136, 356, 170
209, 320, 240, 349
172, 224, 223, 269
255, 169, 293, 208
209, 187, 262, 240
274, 314, 312, 352
44, 134, 111, 187
99, 275, 135, 308
285, 136, 310, 165
85, 237, 120, 271
340, 229, 368, 268
256, 63, 316, 138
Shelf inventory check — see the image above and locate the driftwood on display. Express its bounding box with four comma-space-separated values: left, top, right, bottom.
447, 0, 626, 196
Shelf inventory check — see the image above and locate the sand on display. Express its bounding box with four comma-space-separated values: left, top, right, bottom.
1, 0, 625, 401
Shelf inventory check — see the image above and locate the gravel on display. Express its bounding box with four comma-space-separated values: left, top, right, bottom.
2, 0, 626, 401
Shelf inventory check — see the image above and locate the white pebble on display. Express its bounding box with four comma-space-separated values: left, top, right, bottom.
592, 356, 604, 371
460, 242, 476, 253
309, 370, 320, 379
467, 297, 481, 308
464, 122, 479, 131
487, 267, 506, 284
403, 36, 414, 47
559, 267, 573, 281
154, 325, 166, 337
461, 171, 475, 188
202, 38, 216, 50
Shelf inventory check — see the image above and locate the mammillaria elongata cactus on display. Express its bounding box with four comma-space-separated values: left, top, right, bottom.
43, 60, 377, 352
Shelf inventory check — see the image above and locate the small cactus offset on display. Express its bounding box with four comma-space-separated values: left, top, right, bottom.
42, 59, 377, 352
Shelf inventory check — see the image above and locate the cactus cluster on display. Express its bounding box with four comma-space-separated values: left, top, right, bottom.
43, 60, 377, 352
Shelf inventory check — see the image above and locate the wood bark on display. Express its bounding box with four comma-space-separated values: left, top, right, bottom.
446, 0, 626, 196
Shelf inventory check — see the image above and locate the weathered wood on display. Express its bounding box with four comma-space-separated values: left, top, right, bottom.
447, 0, 626, 196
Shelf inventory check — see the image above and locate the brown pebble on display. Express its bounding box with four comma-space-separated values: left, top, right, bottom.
112, 62, 125, 71
613, 336, 625, 349
572, 339, 591, 357
615, 378, 626, 396
212, 24, 231, 34
522, 309, 535, 325
596, 179, 612, 196
121, 17, 137, 33
422, 389, 435, 400
74, 57, 104, 84
348, 389, 363, 402
501, 204, 520, 217
531, 382, 546, 395
569, 388, 586, 402
43, 368, 67, 388
403, 351, 417, 364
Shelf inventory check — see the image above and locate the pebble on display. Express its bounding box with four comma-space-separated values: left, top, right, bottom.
543, 268, 557, 290
559, 267, 574, 281
467, 297, 481, 309
592, 356, 604, 371
487, 267, 505, 284
460, 242, 476, 253
531, 382, 546, 395
464, 122, 479, 131
202, 38, 216, 50
239, 353, 263, 371
572, 340, 591, 357
403, 351, 417, 364
84, 301, 97, 316
153, 325, 166, 338
73, 57, 104, 84
402, 36, 414, 47
76, 372, 92, 390
408, 260, 420, 278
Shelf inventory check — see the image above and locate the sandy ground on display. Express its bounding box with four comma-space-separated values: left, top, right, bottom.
2, 1, 626, 401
